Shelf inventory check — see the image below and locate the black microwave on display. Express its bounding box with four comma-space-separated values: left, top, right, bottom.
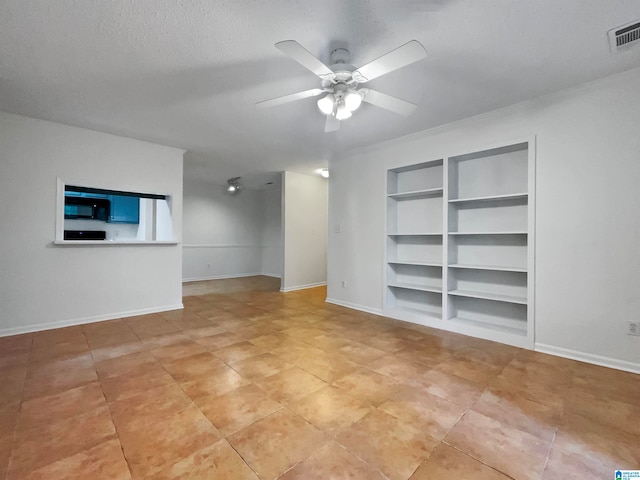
64, 197, 110, 221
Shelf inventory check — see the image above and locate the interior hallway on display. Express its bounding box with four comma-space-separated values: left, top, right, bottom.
1, 277, 639, 479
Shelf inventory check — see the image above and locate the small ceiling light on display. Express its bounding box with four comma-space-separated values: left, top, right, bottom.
317, 93, 335, 115
335, 103, 352, 120
344, 90, 362, 112
319, 168, 329, 178
227, 177, 242, 194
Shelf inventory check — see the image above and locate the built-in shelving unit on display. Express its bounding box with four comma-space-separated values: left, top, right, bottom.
386, 160, 444, 322
384, 140, 535, 348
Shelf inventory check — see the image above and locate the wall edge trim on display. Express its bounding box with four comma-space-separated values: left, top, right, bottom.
183, 272, 280, 283
0, 303, 184, 338
280, 282, 327, 293
325, 297, 384, 316
535, 343, 640, 374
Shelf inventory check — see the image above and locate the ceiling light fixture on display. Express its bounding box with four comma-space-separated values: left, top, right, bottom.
226, 177, 242, 194
319, 168, 329, 178
317, 93, 335, 115
317, 88, 362, 121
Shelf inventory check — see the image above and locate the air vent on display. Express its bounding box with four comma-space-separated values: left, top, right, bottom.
609, 20, 640, 52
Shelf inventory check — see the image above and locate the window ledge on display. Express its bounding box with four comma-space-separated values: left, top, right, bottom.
53, 240, 179, 246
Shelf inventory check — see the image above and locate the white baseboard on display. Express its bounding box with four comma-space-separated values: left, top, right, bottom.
183, 272, 282, 283
260, 273, 282, 279
0, 303, 184, 338
183, 272, 261, 282
535, 343, 640, 375
280, 282, 327, 293
325, 297, 383, 316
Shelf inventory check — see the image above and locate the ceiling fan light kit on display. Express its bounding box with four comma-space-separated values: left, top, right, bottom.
257, 40, 427, 132
226, 177, 242, 194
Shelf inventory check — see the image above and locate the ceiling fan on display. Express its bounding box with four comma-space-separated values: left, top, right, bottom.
257, 40, 427, 132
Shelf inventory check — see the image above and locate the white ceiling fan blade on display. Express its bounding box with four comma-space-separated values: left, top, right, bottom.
325, 114, 340, 133
361, 89, 417, 116
275, 40, 336, 80
353, 40, 427, 83
256, 88, 324, 108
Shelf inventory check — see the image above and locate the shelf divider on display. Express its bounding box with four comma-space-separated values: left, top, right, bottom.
449, 192, 528, 204
448, 289, 527, 305
448, 263, 527, 273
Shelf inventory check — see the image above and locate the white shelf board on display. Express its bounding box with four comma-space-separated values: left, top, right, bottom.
385, 306, 442, 323
387, 187, 444, 199
448, 289, 527, 305
449, 192, 528, 204
387, 232, 443, 236
388, 283, 442, 294
448, 231, 528, 236
448, 316, 527, 337
388, 260, 443, 267
448, 264, 527, 273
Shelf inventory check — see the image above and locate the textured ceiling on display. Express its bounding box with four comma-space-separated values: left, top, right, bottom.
1, 1, 639, 187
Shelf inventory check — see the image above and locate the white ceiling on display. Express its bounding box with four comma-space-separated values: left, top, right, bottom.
1, 1, 639, 188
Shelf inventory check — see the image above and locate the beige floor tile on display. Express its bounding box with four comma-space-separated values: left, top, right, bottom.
125, 316, 179, 339
542, 445, 614, 480
287, 386, 372, 435
213, 341, 266, 363
100, 363, 175, 402
8, 406, 117, 479
90, 341, 147, 363
16, 381, 106, 431
229, 353, 292, 379
410, 443, 510, 479
471, 386, 562, 442
368, 355, 430, 384
444, 410, 551, 480
335, 409, 438, 480
415, 369, 486, 407
194, 331, 244, 349
162, 352, 226, 381
22, 353, 98, 400
563, 387, 640, 436
553, 412, 640, 468
108, 382, 193, 421
148, 340, 208, 362
116, 404, 220, 478
0, 366, 27, 405
0, 399, 19, 433
228, 409, 325, 480
95, 351, 157, 380
0, 434, 13, 479
193, 383, 282, 436
293, 351, 359, 383
333, 368, 404, 406
379, 386, 466, 441
279, 441, 386, 480
145, 439, 258, 480
255, 367, 328, 403
178, 364, 250, 398
434, 355, 504, 384
20, 439, 131, 480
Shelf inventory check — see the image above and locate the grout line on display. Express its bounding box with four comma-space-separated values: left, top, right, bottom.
442, 441, 517, 479
540, 428, 558, 477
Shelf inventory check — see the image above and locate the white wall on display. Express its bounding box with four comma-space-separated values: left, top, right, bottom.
328, 67, 640, 372
282, 171, 328, 292
182, 178, 282, 281
261, 188, 283, 278
0, 112, 184, 336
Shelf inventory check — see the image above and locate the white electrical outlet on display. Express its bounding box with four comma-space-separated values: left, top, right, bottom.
627, 321, 640, 336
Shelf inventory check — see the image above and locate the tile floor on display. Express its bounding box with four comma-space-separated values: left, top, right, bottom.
1, 277, 639, 479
